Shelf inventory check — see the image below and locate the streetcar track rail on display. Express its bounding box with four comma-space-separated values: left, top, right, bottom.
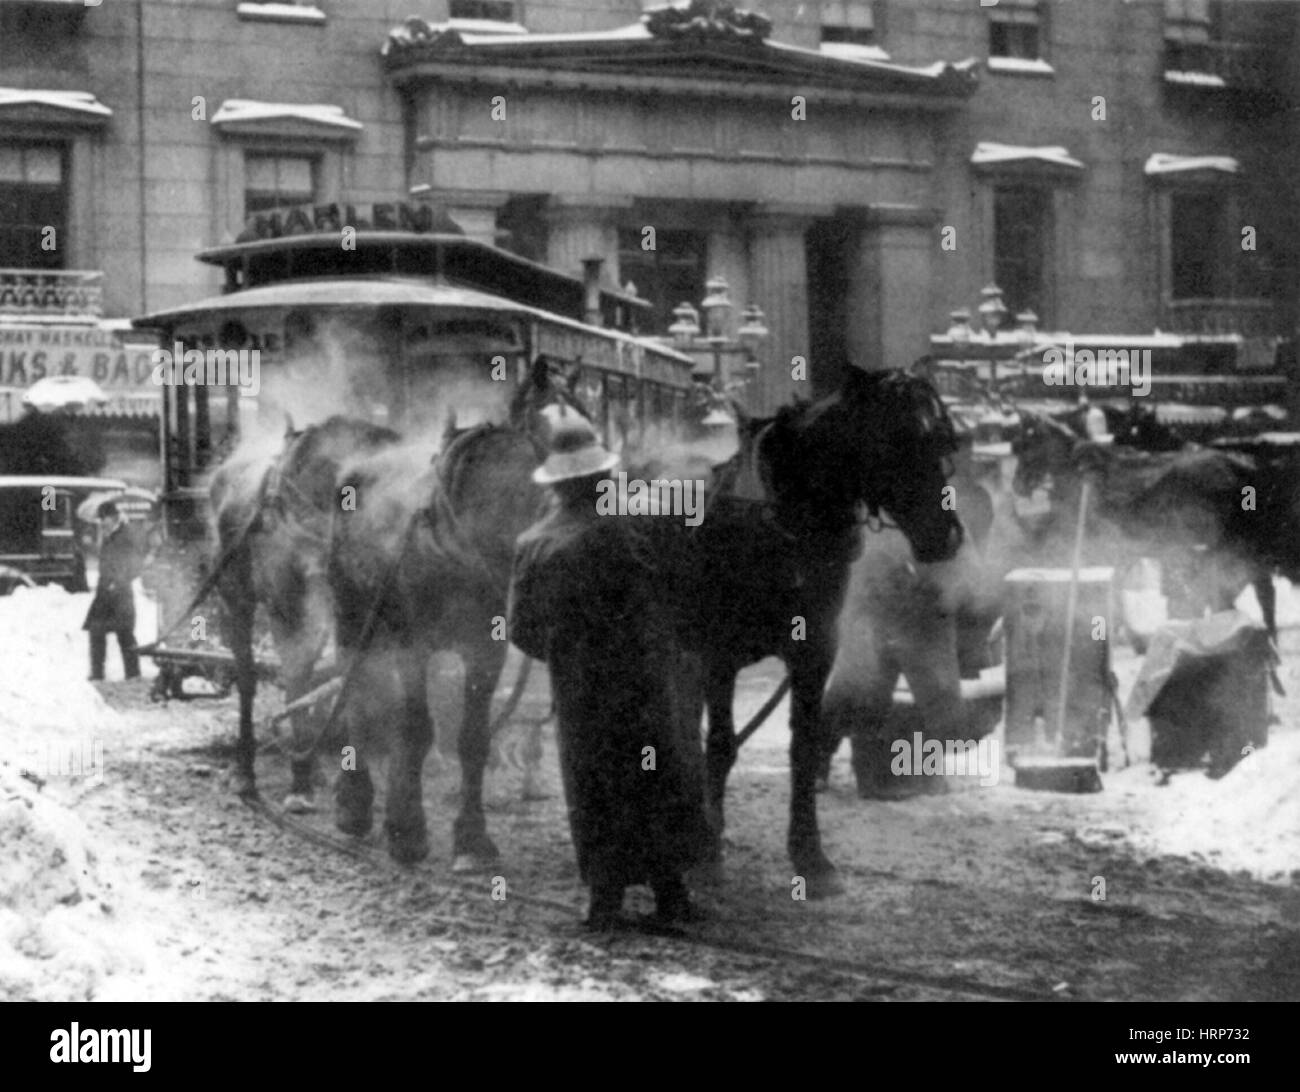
243, 794, 1055, 1002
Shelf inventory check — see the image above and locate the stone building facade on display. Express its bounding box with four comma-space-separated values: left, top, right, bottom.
2, 0, 1296, 424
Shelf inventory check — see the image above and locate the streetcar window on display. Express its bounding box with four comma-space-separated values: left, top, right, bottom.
43, 493, 73, 530
605, 374, 630, 454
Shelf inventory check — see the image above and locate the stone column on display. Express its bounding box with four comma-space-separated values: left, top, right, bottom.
543, 195, 632, 288
746, 204, 823, 416
846, 204, 941, 372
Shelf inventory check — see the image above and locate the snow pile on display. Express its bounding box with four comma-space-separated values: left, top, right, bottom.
0, 584, 179, 1001
0, 584, 146, 767
0, 762, 174, 1001
1110, 728, 1300, 882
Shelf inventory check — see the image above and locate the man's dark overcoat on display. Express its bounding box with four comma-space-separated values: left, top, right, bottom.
83, 521, 141, 634
508, 502, 711, 889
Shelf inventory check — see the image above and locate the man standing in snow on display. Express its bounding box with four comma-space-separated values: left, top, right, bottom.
507, 416, 711, 929
84, 501, 141, 681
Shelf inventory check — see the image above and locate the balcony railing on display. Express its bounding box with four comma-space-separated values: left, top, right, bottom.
0, 269, 103, 320
1160, 299, 1282, 339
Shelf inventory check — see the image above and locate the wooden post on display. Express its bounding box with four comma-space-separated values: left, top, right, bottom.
1055, 479, 1092, 747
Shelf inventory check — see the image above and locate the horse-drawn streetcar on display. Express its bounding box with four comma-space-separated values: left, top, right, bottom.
130, 200, 697, 696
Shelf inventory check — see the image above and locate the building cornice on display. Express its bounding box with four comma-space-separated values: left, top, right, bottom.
383, 14, 978, 110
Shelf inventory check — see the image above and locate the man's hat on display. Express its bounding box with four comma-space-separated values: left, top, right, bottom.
97, 500, 120, 519
533, 415, 618, 485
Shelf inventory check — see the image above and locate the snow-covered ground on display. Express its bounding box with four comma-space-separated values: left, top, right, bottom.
1, 574, 1296, 1001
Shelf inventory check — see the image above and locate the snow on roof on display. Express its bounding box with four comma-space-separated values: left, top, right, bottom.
210, 100, 362, 131
986, 56, 1055, 76
235, 2, 326, 24
766, 38, 975, 81
426, 22, 651, 49
0, 88, 112, 118
387, 17, 969, 84
971, 142, 1083, 170
1164, 70, 1227, 88
1144, 152, 1239, 176
818, 41, 892, 64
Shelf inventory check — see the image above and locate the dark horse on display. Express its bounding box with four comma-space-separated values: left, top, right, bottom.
1010, 409, 1280, 639
652, 366, 964, 895
209, 415, 401, 802
324, 375, 572, 865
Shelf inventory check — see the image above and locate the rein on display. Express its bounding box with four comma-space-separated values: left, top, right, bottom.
263, 465, 333, 544
293, 511, 423, 762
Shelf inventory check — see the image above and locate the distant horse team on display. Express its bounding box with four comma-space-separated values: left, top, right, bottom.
208, 356, 962, 899
1010, 407, 1300, 642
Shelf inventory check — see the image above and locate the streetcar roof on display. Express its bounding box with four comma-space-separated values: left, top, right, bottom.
0, 476, 129, 491
130, 277, 694, 365
195, 230, 650, 315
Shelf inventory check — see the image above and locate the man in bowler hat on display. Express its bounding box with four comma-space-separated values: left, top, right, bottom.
84, 500, 142, 681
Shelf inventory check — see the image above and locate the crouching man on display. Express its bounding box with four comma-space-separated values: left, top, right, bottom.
507, 415, 712, 929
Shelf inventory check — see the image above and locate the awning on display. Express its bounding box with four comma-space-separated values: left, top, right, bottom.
1144, 153, 1239, 176
971, 142, 1084, 172
210, 99, 362, 139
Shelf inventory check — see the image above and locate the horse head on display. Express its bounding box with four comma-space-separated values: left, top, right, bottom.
276, 415, 402, 513
758, 365, 963, 564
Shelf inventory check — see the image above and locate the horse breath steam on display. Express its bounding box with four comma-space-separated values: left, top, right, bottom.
594, 472, 705, 526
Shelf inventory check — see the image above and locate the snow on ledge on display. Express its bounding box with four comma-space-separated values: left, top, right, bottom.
1144, 153, 1239, 176
971, 141, 1083, 171
444, 18, 530, 36
0, 88, 112, 118
211, 99, 362, 132
986, 56, 1055, 76
819, 41, 892, 64
1164, 70, 1228, 88
236, 3, 326, 25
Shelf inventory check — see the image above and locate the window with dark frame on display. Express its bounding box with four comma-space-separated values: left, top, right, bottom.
1164, 0, 1219, 74
993, 185, 1050, 321
617, 227, 708, 337
449, 0, 516, 22
989, 0, 1042, 60
243, 153, 316, 217
1169, 189, 1224, 300
0, 142, 68, 270
820, 1, 877, 47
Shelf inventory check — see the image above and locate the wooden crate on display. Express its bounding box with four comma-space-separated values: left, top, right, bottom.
1003, 567, 1114, 762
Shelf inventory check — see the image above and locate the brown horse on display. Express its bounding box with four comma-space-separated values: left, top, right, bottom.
209, 415, 402, 803
326, 420, 547, 865
321, 362, 579, 866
